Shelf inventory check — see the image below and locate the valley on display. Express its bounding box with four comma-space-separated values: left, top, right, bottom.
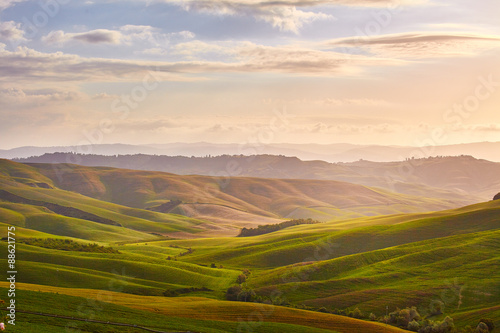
0, 157, 498, 332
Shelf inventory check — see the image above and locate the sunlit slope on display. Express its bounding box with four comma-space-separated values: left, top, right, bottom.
249, 229, 500, 313
0, 240, 240, 295
0, 159, 214, 240
159, 199, 500, 268
23, 160, 471, 223
0, 284, 410, 333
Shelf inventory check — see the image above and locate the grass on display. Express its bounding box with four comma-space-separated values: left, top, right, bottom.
0, 159, 499, 332
0, 284, 411, 333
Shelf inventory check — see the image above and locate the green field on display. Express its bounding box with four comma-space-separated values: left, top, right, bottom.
0, 159, 498, 332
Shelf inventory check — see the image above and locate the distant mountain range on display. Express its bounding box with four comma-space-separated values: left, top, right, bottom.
2, 141, 500, 162
14, 153, 500, 204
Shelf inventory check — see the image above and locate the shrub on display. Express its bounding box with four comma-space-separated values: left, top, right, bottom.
476, 322, 490, 333
408, 320, 420, 332
369, 313, 377, 321
349, 307, 363, 319
429, 300, 444, 316
479, 319, 495, 332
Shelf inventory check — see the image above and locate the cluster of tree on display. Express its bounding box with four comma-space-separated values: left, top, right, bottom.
238, 218, 320, 237
494, 192, 500, 201
19, 238, 120, 253
178, 247, 194, 256
223, 292, 496, 333
162, 286, 212, 297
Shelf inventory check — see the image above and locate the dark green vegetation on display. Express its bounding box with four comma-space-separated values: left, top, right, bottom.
18, 238, 120, 253
238, 218, 320, 237
0, 159, 498, 332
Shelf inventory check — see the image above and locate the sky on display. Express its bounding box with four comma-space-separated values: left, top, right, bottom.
0, 0, 499, 149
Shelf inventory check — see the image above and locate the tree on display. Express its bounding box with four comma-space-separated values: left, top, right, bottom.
237, 288, 256, 302
236, 274, 247, 284
494, 193, 500, 201
225, 285, 242, 301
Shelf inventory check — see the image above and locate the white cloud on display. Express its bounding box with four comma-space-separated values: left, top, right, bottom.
181, 1, 335, 33
0, 0, 26, 11
142, 0, 427, 33
329, 32, 500, 59
0, 87, 83, 106
0, 20, 25, 41
43, 29, 123, 45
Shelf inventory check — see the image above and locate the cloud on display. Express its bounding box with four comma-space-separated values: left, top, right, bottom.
43, 29, 123, 45
263, 97, 390, 106
120, 24, 195, 47
166, 0, 340, 33
329, 32, 500, 58
0, 0, 27, 11
0, 87, 83, 106
185, 1, 334, 33
143, 0, 427, 33
0, 42, 397, 84
42, 25, 195, 53
0, 20, 25, 41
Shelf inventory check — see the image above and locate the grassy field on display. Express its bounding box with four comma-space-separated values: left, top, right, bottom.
0, 284, 410, 333
3, 159, 476, 235
0, 159, 498, 332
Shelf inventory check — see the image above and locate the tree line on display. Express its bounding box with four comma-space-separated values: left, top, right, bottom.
237, 218, 321, 237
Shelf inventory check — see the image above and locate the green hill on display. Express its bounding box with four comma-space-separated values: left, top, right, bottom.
0, 159, 480, 237
0, 159, 498, 332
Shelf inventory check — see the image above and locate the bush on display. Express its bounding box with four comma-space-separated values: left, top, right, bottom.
493, 192, 500, 201
369, 313, 377, 321
349, 308, 363, 319
429, 300, 444, 316
476, 322, 490, 333
225, 285, 242, 301
479, 319, 495, 332
408, 320, 420, 332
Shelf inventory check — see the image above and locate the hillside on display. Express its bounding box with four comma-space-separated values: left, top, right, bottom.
1, 158, 499, 332
15, 153, 500, 203
1, 197, 498, 332
0, 159, 478, 237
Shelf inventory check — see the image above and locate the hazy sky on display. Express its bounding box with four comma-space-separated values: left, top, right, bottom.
0, 0, 499, 149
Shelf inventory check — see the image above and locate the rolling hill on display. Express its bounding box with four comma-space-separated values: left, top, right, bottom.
14, 153, 500, 204
0, 159, 478, 237
0, 158, 499, 332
